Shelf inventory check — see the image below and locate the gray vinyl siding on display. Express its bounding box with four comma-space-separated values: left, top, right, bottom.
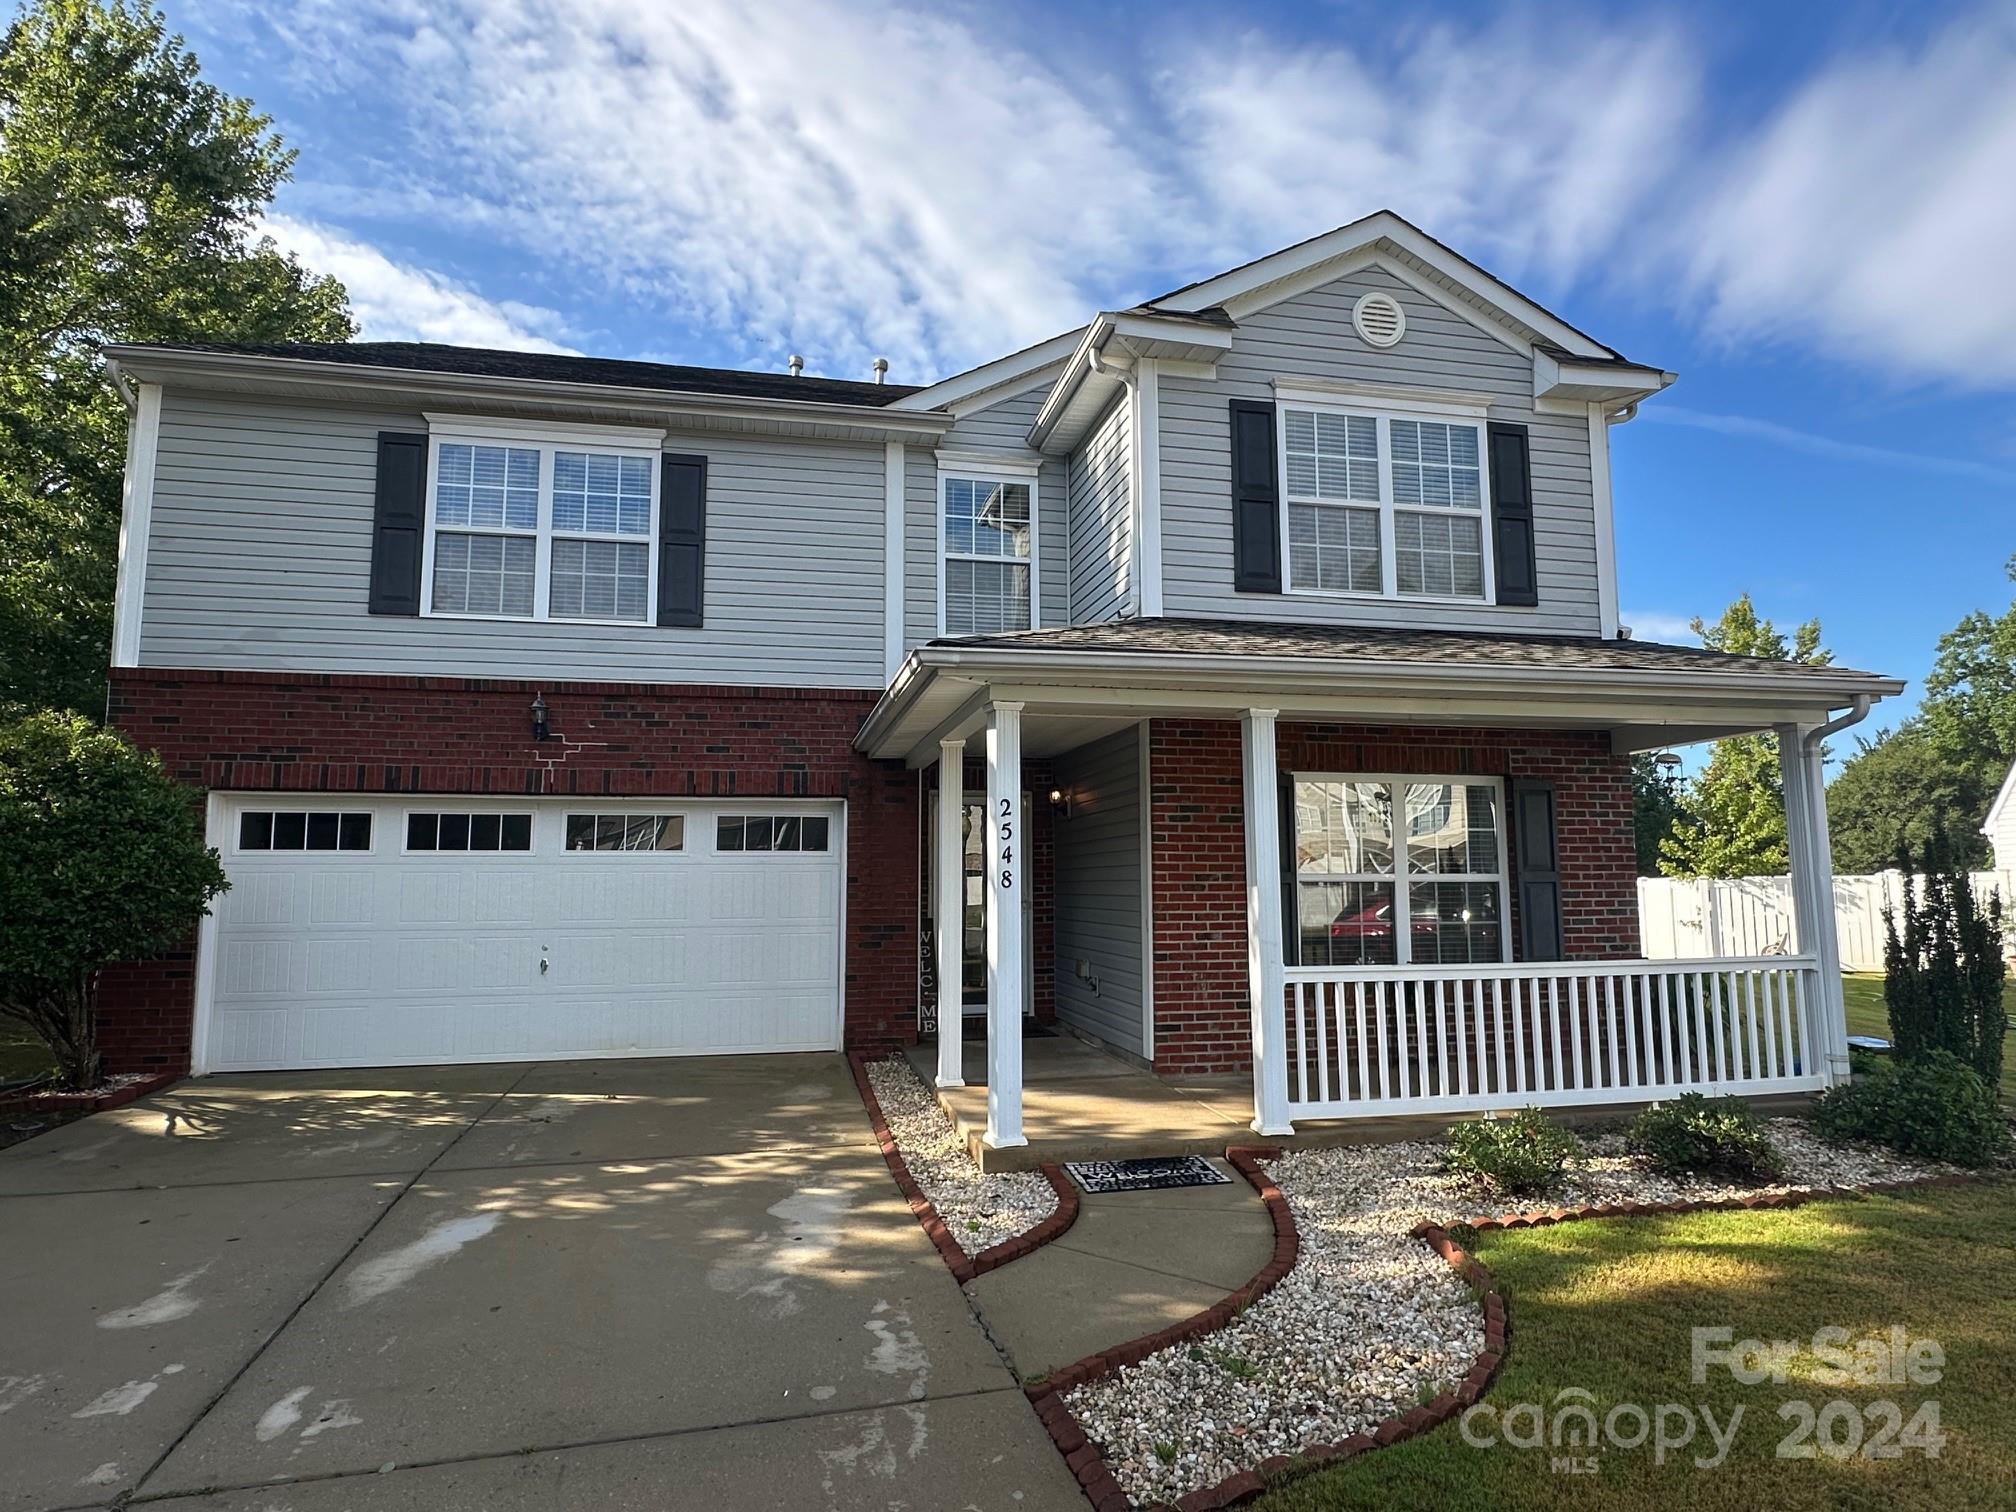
1158, 263, 1602, 635
1066, 394, 1132, 624
139, 390, 891, 686
1050, 725, 1146, 1057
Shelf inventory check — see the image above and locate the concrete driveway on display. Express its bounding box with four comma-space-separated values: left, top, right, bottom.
0, 1055, 1083, 1512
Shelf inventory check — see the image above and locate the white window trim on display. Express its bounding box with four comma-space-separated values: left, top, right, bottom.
935, 461, 1041, 638
419, 416, 667, 627
399, 807, 540, 856
1275, 398, 1496, 606
231, 807, 381, 856
1289, 771, 1511, 968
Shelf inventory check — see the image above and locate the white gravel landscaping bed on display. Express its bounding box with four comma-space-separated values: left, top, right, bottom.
1064, 1119, 1955, 1508
864, 1056, 1057, 1257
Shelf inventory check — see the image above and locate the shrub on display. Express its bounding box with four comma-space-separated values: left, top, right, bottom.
1812, 1051, 2012, 1168
0, 712, 227, 1088
1884, 837, 2007, 1088
1627, 1092, 1783, 1182
1444, 1108, 1583, 1196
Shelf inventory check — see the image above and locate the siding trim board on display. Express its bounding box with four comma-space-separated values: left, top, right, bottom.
111, 381, 164, 666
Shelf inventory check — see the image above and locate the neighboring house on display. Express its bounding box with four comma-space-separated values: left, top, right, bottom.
1984, 761, 2016, 872
99, 210, 1903, 1141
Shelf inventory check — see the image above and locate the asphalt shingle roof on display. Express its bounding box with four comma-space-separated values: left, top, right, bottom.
132, 341, 923, 407
928, 618, 1892, 685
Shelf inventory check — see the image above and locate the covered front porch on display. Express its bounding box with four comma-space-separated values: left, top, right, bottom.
857, 620, 1903, 1157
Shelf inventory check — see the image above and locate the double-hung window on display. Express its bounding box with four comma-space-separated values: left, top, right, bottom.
1291, 776, 1508, 968
939, 460, 1037, 635
1279, 398, 1490, 601
423, 418, 664, 624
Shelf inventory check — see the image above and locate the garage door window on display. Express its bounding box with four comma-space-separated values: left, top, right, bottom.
717, 814, 829, 853
406, 812, 533, 853
239, 811, 372, 852
566, 814, 685, 852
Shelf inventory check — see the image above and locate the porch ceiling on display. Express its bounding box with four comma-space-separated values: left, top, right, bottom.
856, 619, 1904, 766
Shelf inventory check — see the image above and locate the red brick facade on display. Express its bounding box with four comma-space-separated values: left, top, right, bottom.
1147, 718, 1639, 1075
103, 667, 924, 1073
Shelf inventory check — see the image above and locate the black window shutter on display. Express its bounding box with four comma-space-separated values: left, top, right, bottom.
1229, 399, 1281, 594
1488, 421, 1538, 607
658, 453, 706, 627
368, 432, 428, 615
1277, 773, 1298, 965
1512, 778, 1563, 961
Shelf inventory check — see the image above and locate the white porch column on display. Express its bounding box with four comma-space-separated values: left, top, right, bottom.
983, 702, 1027, 1148
1242, 709, 1294, 1136
1779, 725, 1850, 1083
934, 738, 966, 1089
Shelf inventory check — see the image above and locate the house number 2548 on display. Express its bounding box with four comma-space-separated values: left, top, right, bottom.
996, 798, 1016, 892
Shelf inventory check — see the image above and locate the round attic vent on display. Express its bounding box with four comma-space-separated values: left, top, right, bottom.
1352, 292, 1406, 348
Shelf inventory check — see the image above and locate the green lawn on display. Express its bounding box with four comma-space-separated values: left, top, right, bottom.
1253, 1180, 2016, 1512
1841, 972, 2016, 1108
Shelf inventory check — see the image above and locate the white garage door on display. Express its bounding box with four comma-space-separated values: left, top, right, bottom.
197, 797, 844, 1072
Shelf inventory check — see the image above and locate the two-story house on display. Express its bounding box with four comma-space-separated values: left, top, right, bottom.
98, 211, 1901, 1147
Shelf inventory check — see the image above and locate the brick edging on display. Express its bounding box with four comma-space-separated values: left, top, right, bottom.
0, 1070, 180, 1125
1022, 1147, 1300, 1512
1026, 1160, 1979, 1512
846, 1052, 1079, 1285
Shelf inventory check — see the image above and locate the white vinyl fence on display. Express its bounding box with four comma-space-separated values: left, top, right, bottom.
1638, 870, 2016, 972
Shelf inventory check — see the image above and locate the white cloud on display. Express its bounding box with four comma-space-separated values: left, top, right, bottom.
260, 214, 578, 353
1683, 10, 2016, 384
214, 2, 2016, 395
1620, 611, 1702, 644
1641, 404, 2016, 484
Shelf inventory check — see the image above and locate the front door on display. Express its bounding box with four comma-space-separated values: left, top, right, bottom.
928, 795, 1034, 1018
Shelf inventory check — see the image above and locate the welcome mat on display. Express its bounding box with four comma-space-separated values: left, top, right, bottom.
1063, 1155, 1233, 1194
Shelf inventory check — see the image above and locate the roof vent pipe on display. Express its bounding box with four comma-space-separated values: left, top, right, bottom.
872, 357, 889, 385
788, 354, 804, 378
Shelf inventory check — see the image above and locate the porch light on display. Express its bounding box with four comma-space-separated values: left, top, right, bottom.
531, 692, 551, 743
1048, 787, 1071, 818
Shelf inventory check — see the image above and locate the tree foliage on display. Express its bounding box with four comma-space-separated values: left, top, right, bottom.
1882, 836, 2007, 1089
1827, 556, 2016, 871
0, 0, 351, 715
1631, 752, 1687, 876
1658, 596, 1830, 879
0, 710, 226, 1088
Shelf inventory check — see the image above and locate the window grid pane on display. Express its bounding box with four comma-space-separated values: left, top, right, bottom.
1395, 511, 1484, 599
717, 814, 830, 853
564, 814, 685, 852
435, 443, 540, 530
238, 811, 371, 852
549, 538, 651, 622
943, 478, 1031, 560
1284, 409, 1378, 502
552, 450, 653, 537
432, 532, 537, 616
944, 559, 1030, 635
1390, 420, 1481, 510
1287, 503, 1382, 593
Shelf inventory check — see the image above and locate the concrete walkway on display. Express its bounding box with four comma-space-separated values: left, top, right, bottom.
965, 1157, 1275, 1380
0, 1055, 1083, 1512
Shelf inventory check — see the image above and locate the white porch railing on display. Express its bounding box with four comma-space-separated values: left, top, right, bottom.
1282, 957, 1826, 1119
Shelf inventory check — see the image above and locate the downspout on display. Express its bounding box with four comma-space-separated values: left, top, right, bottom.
1088, 345, 1141, 618
1805, 693, 1872, 753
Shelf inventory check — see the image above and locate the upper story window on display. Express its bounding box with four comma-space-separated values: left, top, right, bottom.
422, 417, 663, 625
1280, 402, 1490, 602
939, 457, 1038, 636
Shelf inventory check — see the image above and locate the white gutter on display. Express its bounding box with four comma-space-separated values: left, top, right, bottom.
1804, 692, 1873, 754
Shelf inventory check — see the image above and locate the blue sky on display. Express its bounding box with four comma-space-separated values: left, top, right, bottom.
168, 0, 2016, 747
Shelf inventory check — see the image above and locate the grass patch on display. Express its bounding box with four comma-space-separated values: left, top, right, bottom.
1842, 973, 2016, 1109
1251, 1180, 2015, 1511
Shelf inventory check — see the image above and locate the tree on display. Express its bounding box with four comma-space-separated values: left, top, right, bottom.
1883, 836, 2006, 1089
1659, 595, 1830, 879
1826, 721, 1996, 873
1631, 752, 1687, 876
0, 711, 226, 1088
0, 0, 351, 716
1921, 555, 2016, 768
